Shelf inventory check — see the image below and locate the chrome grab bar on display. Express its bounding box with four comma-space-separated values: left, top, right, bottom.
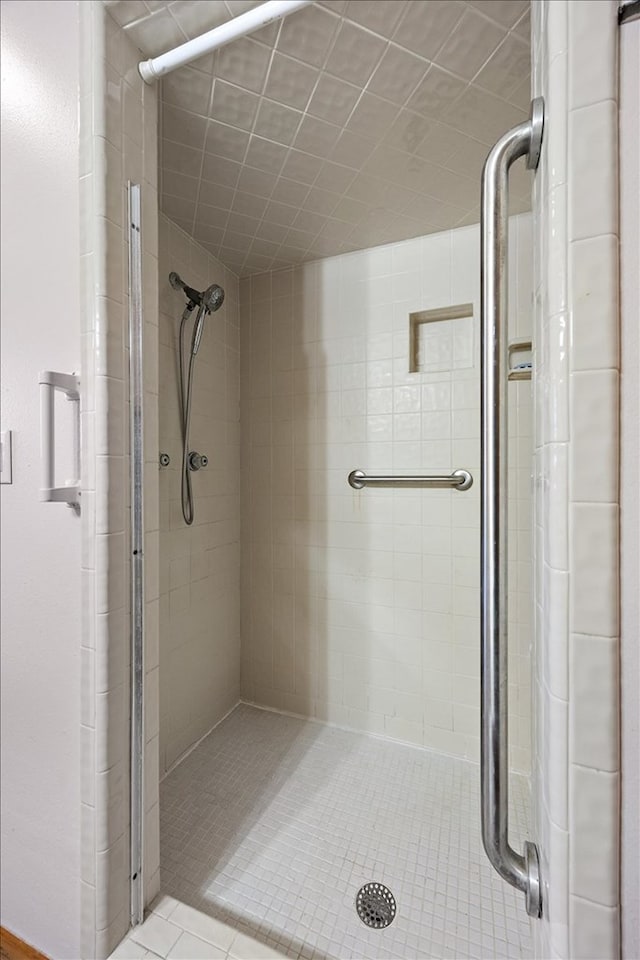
348, 469, 472, 490
480, 97, 543, 919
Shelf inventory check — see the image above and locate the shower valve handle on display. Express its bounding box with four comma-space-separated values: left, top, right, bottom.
188, 451, 208, 471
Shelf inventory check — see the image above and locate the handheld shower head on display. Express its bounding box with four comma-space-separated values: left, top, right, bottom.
202, 283, 225, 313
191, 285, 225, 355
170, 272, 225, 314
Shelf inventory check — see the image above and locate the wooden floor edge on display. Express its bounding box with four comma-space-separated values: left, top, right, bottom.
0, 928, 50, 960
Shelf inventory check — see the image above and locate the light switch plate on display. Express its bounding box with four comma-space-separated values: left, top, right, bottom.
1, 430, 13, 484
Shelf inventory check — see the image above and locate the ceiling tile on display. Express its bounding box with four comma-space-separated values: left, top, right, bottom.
232, 191, 269, 218
392, 0, 465, 60
432, 9, 506, 80
407, 66, 468, 121
162, 169, 200, 201
196, 202, 228, 227
292, 209, 329, 234
124, 8, 186, 56
168, 0, 230, 40
324, 21, 387, 87
344, 0, 407, 37
276, 4, 340, 67
198, 179, 236, 208
508, 74, 532, 111
215, 36, 272, 92
444, 85, 528, 145
346, 93, 398, 138
280, 150, 323, 185
332, 195, 368, 224
367, 45, 429, 106
330, 130, 378, 169
307, 74, 361, 125
263, 54, 319, 110
192, 223, 225, 246
474, 33, 531, 101
236, 167, 277, 199
255, 220, 290, 243
467, 0, 529, 28
271, 177, 309, 205
162, 104, 208, 150
133, 0, 534, 276
294, 115, 342, 158
314, 161, 357, 194
200, 154, 242, 187
513, 7, 531, 39
210, 80, 260, 131
163, 139, 204, 178
163, 194, 196, 222
263, 200, 300, 226
204, 119, 250, 161
105, 1, 150, 28
253, 100, 303, 145
382, 110, 433, 156
162, 66, 212, 114
226, 211, 261, 236
302, 186, 341, 215
244, 136, 288, 174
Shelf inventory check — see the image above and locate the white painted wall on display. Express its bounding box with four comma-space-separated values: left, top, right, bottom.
0, 1, 81, 957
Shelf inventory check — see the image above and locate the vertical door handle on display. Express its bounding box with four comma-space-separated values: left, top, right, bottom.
480, 97, 544, 919
39, 370, 80, 507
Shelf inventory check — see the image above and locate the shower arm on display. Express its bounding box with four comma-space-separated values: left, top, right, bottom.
480, 98, 544, 920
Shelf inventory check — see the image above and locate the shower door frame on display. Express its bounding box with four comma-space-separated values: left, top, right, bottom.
128, 181, 145, 928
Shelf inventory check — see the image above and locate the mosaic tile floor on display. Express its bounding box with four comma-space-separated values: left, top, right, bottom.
160, 704, 532, 960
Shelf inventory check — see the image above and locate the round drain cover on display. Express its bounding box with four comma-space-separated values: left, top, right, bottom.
356, 882, 397, 929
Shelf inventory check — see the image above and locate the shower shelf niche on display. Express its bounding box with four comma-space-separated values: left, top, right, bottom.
508, 339, 533, 381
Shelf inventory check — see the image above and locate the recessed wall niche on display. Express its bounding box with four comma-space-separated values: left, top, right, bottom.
409, 303, 474, 374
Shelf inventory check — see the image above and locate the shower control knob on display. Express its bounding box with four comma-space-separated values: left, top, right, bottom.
188, 451, 208, 471
159, 453, 170, 467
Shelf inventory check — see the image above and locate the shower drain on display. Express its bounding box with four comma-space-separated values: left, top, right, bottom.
355, 882, 397, 929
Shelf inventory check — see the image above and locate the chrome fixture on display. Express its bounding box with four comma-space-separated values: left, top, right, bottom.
480, 97, 544, 919
188, 451, 208, 471
356, 883, 397, 929
171, 271, 225, 525
348, 469, 472, 491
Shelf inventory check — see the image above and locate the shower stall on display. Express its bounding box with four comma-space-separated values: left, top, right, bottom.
74, 2, 623, 959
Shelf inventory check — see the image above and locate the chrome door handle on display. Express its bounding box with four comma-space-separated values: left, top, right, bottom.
480, 97, 543, 919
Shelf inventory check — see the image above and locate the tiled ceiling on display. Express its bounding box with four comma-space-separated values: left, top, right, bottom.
106, 0, 532, 276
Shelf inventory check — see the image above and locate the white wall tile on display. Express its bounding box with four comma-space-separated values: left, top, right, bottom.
568, 100, 618, 242
158, 214, 241, 777
241, 215, 533, 769
533, 2, 620, 956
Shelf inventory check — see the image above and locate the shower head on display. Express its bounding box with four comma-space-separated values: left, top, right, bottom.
202, 283, 225, 313
191, 285, 225, 355
169, 271, 225, 314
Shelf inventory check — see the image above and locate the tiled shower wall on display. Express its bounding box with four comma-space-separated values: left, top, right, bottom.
531, 1, 620, 957
240, 215, 533, 771
80, 5, 160, 956
158, 214, 241, 777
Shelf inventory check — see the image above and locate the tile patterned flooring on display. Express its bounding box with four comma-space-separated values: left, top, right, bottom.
146, 704, 533, 960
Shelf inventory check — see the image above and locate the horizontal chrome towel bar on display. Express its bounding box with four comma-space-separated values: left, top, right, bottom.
348, 469, 473, 491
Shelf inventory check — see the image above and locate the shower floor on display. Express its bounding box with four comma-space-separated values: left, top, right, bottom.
160, 704, 532, 960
